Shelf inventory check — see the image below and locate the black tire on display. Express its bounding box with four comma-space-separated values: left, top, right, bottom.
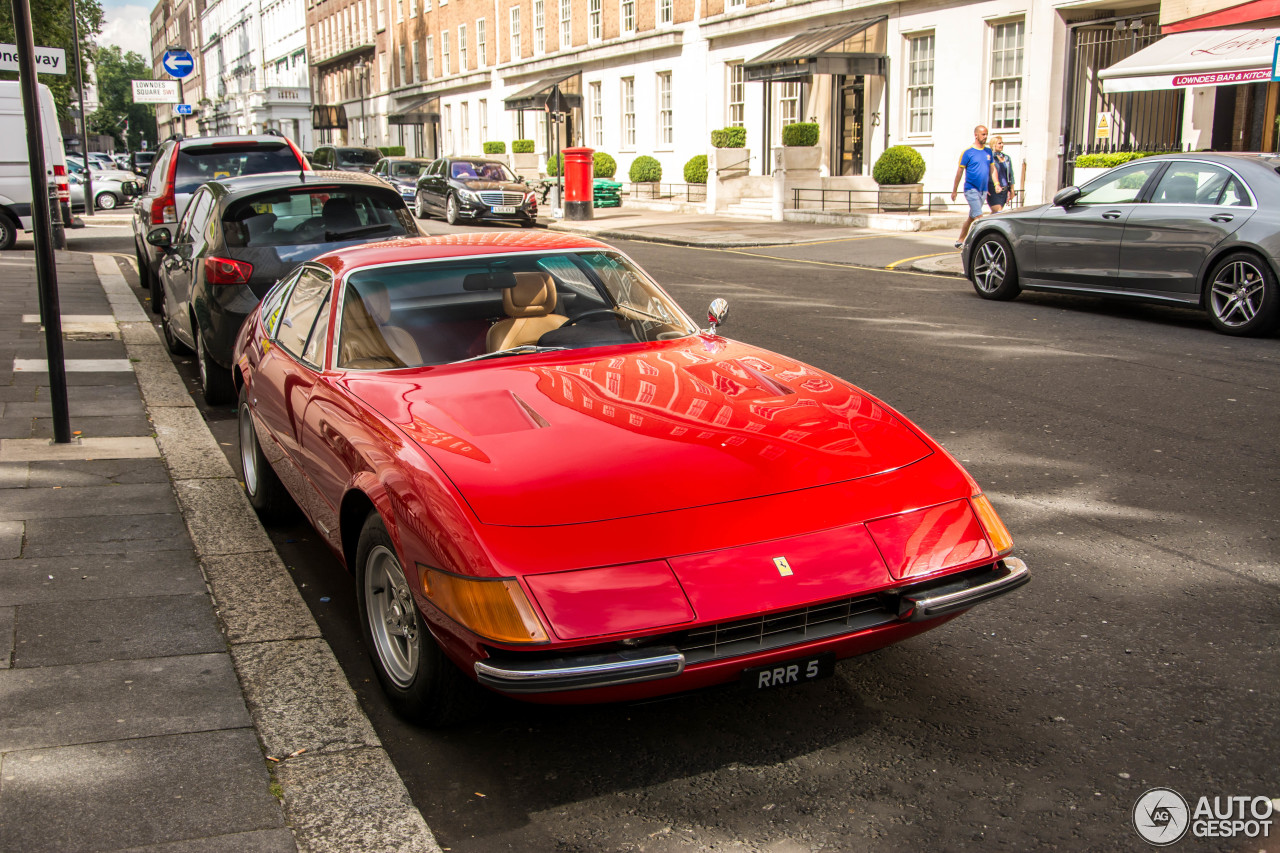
414, 190, 430, 220
0, 212, 16, 251
143, 248, 163, 314
1204, 251, 1280, 337
161, 296, 192, 355
196, 320, 235, 405
237, 384, 293, 520
445, 193, 460, 226
354, 512, 474, 726
95, 192, 119, 210
969, 233, 1021, 301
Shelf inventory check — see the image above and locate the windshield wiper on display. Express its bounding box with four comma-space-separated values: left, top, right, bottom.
453, 345, 568, 363
324, 223, 393, 241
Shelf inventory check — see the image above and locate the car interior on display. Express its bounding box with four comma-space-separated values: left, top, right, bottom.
224, 190, 412, 247
331, 252, 697, 369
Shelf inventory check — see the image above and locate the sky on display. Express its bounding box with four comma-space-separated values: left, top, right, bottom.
99, 0, 152, 59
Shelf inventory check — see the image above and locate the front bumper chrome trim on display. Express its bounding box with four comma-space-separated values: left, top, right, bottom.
475, 647, 685, 694
902, 557, 1030, 621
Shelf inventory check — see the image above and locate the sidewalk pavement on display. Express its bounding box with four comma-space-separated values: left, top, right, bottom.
0, 251, 441, 852
545, 207, 968, 276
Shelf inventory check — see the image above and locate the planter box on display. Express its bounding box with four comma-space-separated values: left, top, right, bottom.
878, 183, 925, 212
710, 147, 750, 178
510, 152, 539, 177
777, 145, 821, 173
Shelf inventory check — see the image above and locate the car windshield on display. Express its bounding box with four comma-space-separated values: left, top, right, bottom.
173, 143, 300, 193
335, 250, 697, 369
390, 161, 426, 179
337, 148, 381, 166
451, 161, 515, 182
223, 187, 414, 248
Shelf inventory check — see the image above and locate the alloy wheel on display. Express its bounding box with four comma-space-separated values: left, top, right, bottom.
446, 194, 459, 225
973, 240, 1007, 293
364, 544, 420, 687
239, 401, 259, 497
1210, 260, 1266, 328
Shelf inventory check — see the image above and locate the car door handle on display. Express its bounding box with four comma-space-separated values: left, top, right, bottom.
1210, 213, 1234, 223
1101, 210, 1123, 220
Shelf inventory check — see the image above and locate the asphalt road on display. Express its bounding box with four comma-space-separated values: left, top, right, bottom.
80, 217, 1278, 852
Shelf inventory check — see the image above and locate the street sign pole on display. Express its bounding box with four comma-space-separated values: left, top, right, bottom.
9, 0, 71, 443
178, 76, 185, 136
69, 0, 91, 216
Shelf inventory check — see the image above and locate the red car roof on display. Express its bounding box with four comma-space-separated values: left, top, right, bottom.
312, 231, 612, 278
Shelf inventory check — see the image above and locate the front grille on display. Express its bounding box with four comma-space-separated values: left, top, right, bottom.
676, 595, 898, 665
478, 190, 525, 206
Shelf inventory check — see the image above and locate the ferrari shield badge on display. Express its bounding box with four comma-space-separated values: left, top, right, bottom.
773, 557, 793, 577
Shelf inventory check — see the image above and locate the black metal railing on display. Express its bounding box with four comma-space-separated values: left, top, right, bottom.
628, 182, 707, 202
790, 187, 1027, 214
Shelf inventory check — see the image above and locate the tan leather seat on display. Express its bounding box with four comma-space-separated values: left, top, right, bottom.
486, 272, 568, 352
337, 280, 423, 368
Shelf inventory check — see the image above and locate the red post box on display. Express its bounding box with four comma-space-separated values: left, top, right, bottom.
562, 147, 594, 221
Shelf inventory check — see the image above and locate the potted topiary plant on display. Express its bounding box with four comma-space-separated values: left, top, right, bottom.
511, 139, 538, 175
709, 127, 749, 179
779, 122, 820, 173
684, 154, 708, 184
593, 151, 617, 178
629, 155, 662, 198
483, 141, 506, 154
872, 145, 927, 211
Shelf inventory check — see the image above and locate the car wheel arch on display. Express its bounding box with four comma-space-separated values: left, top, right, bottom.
1197, 243, 1275, 307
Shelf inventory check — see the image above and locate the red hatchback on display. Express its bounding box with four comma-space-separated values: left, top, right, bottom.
233, 232, 1029, 725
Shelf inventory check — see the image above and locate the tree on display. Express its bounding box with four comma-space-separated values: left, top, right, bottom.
88, 45, 155, 152
0, 0, 104, 119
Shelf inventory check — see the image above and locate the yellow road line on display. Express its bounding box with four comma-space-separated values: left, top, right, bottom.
884, 251, 959, 270
760, 234, 889, 248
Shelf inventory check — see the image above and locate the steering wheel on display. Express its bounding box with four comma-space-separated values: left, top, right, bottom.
560, 309, 617, 327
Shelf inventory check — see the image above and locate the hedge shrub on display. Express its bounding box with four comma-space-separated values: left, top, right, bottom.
377, 146, 407, 156
684, 154, 708, 184
593, 151, 617, 178
711, 127, 746, 149
483, 141, 506, 154
546, 153, 564, 176
629, 155, 662, 182
1074, 151, 1161, 168
872, 145, 926, 185
512, 139, 535, 154
781, 122, 819, 147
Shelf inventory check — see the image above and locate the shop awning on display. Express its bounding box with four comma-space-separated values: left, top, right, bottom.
503, 71, 583, 111
1100, 27, 1280, 92
389, 95, 440, 125
311, 104, 347, 130
744, 17, 888, 82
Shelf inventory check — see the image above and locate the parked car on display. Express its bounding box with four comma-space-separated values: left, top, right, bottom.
113, 153, 132, 170
132, 133, 310, 314
0, 81, 69, 251
68, 170, 139, 211
414, 156, 538, 227
86, 152, 116, 168
146, 170, 418, 404
232, 231, 1029, 726
963, 152, 1280, 336
309, 145, 381, 172
371, 156, 431, 202
129, 150, 156, 176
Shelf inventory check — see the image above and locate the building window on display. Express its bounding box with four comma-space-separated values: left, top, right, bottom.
907, 33, 934, 134
534, 0, 545, 53
621, 77, 635, 148
459, 24, 467, 70
479, 98, 488, 143
426, 34, 434, 78
658, 0, 672, 25
407, 0, 415, 17
779, 81, 800, 126
621, 0, 634, 34
727, 62, 744, 127
728, 0, 743, 8
510, 7, 521, 60
461, 101, 470, 152
410, 42, 419, 83
559, 0, 571, 49
477, 18, 486, 66
395, 0, 402, 23
444, 103, 453, 153
590, 81, 602, 145
589, 0, 601, 41
442, 30, 450, 75
657, 71, 672, 146
990, 20, 1024, 131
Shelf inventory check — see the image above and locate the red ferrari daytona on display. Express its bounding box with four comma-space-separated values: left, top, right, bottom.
233, 231, 1029, 725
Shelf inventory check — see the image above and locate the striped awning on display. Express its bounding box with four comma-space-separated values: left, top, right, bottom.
744, 17, 888, 81
311, 105, 347, 130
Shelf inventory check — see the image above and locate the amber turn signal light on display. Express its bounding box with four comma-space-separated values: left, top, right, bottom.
970, 494, 1014, 556
419, 567, 548, 644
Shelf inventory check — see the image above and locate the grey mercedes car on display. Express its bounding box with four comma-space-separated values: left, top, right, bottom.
962, 152, 1280, 336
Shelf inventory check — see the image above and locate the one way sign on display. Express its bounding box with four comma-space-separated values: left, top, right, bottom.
0, 44, 67, 75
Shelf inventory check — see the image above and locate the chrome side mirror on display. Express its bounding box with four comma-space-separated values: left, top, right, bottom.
706, 298, 728, 335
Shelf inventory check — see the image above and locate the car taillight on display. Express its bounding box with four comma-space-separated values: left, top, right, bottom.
54, 164, 69, 201
204, 256, 253, 285
151, 150, 180, 224
285, 137, 311, 170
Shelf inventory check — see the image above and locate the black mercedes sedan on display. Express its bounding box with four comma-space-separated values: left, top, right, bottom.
962, 152, 1280, 336
371, 156, 431, 203
412, 156, 538, 226
144, 170, 420, 404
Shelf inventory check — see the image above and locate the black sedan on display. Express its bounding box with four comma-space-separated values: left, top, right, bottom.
413, 156, 537, 226
962, 152, 1280, 336
371, 156, 431, 203
144, 170, 420, 404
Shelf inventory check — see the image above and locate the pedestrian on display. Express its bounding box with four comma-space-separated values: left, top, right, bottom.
950, 125, 999, 248
987, 135, 1015, 213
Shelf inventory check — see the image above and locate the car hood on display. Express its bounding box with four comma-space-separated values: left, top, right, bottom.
456, 180, 528, 193
342, 338, 933, 526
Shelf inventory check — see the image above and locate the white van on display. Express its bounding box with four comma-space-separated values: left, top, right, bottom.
0, 81, 69, 250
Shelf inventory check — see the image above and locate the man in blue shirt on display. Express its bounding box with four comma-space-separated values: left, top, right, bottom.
950, 125, 1000, 248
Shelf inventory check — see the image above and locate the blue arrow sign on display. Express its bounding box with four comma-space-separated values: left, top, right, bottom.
162, 49, 194, 79
176, 104, 192, 115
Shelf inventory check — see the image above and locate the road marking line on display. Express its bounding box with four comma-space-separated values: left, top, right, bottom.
885, 251, 959, 270
14, 358, 133, 372
656, 244, 959, 279
0, 436, 159, 462
752, 234, 888, 248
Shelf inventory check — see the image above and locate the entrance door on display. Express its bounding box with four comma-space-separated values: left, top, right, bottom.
840, 80, 864, 176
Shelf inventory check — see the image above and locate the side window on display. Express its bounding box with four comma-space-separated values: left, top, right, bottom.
176, 190, 212, 244
1219, 175, 1252, 207
274, 267, 333, 362
300, 292, 333, 367
262, 269, 303, 337
1076, 161, 1163, 205
1150, 162, 1248, 206
147, 148, 171, 194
